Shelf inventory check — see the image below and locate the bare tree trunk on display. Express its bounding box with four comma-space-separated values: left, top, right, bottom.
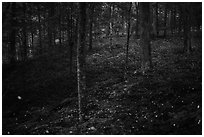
38, 4, 42, 54
156, 3, 159, 37
77, 3, 87, 122
126, 3, 132, 66
135, 2, 139, 38
164, 4, 167, 37
58, 3, 62, 46
48, 3, 54, 47
88, 3, 94, 51
69, 3, 73, 74
139, 3, 152, 74
183, 4, 192, 53
22, 3, 27, 61
9, 2, 17, 64
109, 4, 113, 46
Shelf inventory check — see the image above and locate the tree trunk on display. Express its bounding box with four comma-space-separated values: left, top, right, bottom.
48, 3, 54, 47
77, 2, 87, 122
58, 3, 62, 47
139, 3, 152, 74
183, 4, 192, 53
22, 3, 27, 61
88, 3, 94, 51
38, 4, 42, 54
156, 3, 159, 37
178, 6, 182, 35
9, 2, 17, 64
126, 3, 132, 66
164, 4, 167, 37
109, 4, 113, 46
69, 3, 73, 74
135, 2, 139, 38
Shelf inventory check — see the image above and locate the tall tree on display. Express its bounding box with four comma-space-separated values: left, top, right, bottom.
77, 2, 87, 122
139, 3, 152, 74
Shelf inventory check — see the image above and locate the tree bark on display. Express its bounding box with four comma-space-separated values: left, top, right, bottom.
139, 3, 152, 74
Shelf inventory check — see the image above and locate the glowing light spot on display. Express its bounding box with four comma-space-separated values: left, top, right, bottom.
17, 96, 22, 100
173, 124, 176, 126
45, 130, 49, 133
198, 120, 201, 124
197, 105, 200, 109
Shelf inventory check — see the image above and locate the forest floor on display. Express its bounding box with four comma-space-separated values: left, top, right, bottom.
2, 36, 202, 135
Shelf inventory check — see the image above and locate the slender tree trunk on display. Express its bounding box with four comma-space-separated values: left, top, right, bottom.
9, 2, 17, 64
164, 4, 167, 37
22, 3, 27, 61
77, 3, 87, 122
126, 3, 132, 66
173, 6, 176, 35
178, 6, 182, 35
183, 4, 192, 53
135, 2, 139, 39
58, 3, 62, 46
156, 3, 159, 37
139, 3, 152, 74
109, 4, 113, 46
48, 3, 54, 47
69, 3, 73, 74
38, 4, 42, 54
88, 3, 94, 51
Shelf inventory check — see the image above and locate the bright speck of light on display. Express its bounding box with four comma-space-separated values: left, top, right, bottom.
17, 96, 22, 100
197, 105, 200, 109
45, 130, 49, 133
173, 124, 176, 126
198, 120, 201, 124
